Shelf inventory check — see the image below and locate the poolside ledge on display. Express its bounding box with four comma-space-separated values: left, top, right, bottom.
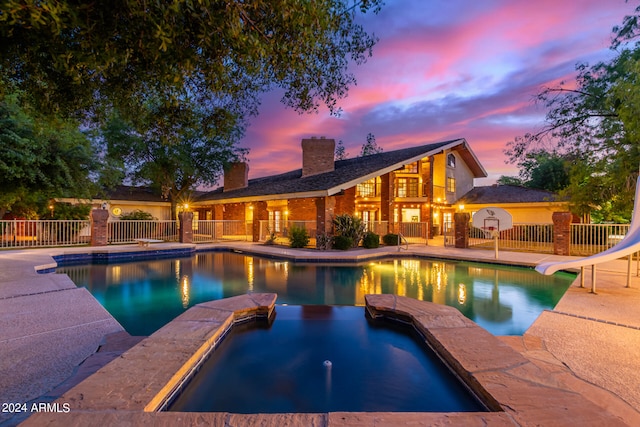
22, 293, 626, 427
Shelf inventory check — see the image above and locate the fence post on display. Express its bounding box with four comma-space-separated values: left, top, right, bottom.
179, 212, 194, 243
454, 212, 470, 248
90, 209, 109, 246
552, 212, 572, 255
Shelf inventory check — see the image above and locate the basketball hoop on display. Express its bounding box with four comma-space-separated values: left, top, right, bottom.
472, 207, 513, 259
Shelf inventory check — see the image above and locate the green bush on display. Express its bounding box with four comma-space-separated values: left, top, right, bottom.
362, 231, 380, 249
382, 233, 399, 246
289, 226, 310, 248
332, 235, 353, 250
332, 214, 366, 248
119, 209, 155, 220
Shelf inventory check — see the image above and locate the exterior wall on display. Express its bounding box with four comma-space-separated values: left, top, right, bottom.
449, 151, 475, 203
335, 187, 356, 216
223, 203, 246, 221
99, 201, 172, 221
288, 198, 316, 221
461, 203, 569, 223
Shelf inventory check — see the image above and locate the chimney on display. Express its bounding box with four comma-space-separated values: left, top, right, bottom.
301, 137, 336, 177
223, 162, 249, 192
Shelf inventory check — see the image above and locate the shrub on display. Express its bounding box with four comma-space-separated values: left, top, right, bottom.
120, 209, 155, 220
382, 233, 399, 246
264, 227, 277, 245
289, 226, 310, 248
316, 232, 333, 250
332, 214, 365, 248
332, 235, 353, 250
362, 231, 380, 249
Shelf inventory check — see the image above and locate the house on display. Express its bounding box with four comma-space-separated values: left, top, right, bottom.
456, 184, 570, 223
59, 185, 173, 220
192, 137, 487, 241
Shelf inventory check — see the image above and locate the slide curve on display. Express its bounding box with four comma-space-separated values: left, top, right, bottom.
536, 176, 640, 275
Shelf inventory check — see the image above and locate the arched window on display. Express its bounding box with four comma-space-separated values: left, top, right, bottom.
447, 153, 456, 168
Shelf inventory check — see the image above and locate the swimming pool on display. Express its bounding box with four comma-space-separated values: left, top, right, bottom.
56, 251, 575, 336
168, 305, 486, 413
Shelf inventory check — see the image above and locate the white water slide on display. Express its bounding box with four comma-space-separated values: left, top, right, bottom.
536, 176, 640, 293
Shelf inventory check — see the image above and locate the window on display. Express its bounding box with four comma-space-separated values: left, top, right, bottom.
356, 179, 377, 197
447, 153, 456, 168
399, 162, 418, 173
446, 177, 456, 193
269, 210, 282, 232
397, 178, 419, 197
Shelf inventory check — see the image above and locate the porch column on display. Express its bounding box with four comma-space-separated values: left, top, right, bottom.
90, 209, 109, 246
252, 201, 268, 242
552, 212, 573, 256
316, 196, 335, 235
380, 173, 395, 234
454, 212, 470, 248
179, 211, 194, 243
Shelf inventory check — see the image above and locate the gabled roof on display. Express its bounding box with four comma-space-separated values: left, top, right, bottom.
196, 138, 486, 204
457, 185, 562, 204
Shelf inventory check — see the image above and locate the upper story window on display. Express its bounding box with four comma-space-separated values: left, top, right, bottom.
399, 162, 418, 173
447, 153, 456, 168
356, 178, 378, 197
446, 177, 456, 193
397, 178, 419, 198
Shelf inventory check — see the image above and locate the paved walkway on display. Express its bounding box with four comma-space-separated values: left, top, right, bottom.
1, 242, 639, 425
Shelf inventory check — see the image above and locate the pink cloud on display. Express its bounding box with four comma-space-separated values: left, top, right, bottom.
238, 0, 636, 186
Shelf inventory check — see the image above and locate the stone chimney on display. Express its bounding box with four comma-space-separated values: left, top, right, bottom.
223, 162, 249, 192
301, 137, 335, 177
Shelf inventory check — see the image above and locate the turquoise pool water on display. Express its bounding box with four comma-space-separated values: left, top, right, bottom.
57, 251, 575, 336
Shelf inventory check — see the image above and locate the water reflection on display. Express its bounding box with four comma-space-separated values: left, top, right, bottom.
57, 252, 574, 336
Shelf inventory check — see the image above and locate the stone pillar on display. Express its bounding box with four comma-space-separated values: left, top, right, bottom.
90, 209, 109, 246
179, 211, 194, 243
552, 211, 573, 256
454, 212, 470, 248
252, 201, 268, 242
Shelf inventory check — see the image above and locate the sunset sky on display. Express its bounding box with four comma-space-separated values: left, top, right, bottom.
239, 0, 636, 185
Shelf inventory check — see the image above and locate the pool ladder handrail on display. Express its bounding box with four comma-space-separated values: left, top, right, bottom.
397, 233, 409, 251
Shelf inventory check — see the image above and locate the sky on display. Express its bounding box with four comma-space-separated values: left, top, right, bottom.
238, 0, 637, 186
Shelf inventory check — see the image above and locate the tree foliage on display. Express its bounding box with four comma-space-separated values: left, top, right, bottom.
0, 92, 95, 218
0, 0, 383, 119
101, 96, 247, 215
500, 150, 570, 193
335, 139, 349, 160
359, 132, 383, 156
505, 6, 640, 220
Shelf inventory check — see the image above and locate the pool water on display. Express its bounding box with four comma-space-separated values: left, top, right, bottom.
168, 305, 485, 413
56, 251, 575, 336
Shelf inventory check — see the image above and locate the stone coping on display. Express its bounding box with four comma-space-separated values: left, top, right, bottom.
22, 293, 625, 426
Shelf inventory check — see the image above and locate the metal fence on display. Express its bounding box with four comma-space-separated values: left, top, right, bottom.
468, 223, 555, 253
193, 220, 252, 243
108, 220, 178, 244
0, 220, 91, 248
570, 223, 630, 256
257, 220, 316, 243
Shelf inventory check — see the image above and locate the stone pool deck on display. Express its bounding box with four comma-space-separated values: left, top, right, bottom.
1, 242, 640, 426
